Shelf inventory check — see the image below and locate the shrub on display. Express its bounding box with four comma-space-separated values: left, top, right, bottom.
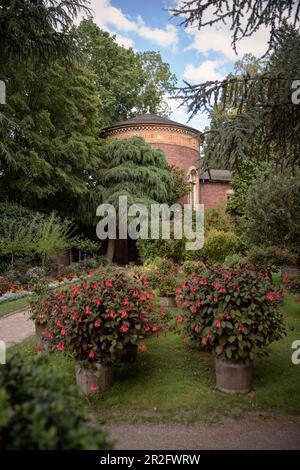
223, 253, 244, 269
0, 353, 111, 450
182, 260, 207, 277
142, 257, 180, 297
177, 264, 286, 361
137, 237, 186, 264
30, 272, 158, 366
246, 246, 296, 272
203, 230, 240, 264
282, 274, 300, 294
205, 203, 234, 233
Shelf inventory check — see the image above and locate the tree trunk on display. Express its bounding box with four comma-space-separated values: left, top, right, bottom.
106, 239, 115, 262
78, 250, 81, 263
69, 249, 73, 265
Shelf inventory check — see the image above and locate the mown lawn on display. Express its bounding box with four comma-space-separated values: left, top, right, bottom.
12, 294, 300, 424
0, 296, 30, 318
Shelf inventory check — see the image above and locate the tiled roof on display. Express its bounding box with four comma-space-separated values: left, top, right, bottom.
202, 169, 233, 182
102, 113, 204, 139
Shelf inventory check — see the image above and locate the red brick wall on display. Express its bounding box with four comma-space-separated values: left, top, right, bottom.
201, 181, 231, 210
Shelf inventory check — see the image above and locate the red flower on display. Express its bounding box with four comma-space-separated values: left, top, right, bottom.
90, 385, 98, 392
94, 319, 101, 328
200, 279, 207, 285
139, 343, 147, 352
182, 281, 187, 288
214, 296, 219, 303
232, 283, 238, 290
85, 305, 92, 316
196, 300, 202, 307
142, 278, 149, 286
224, 273, 232, 281
94, 298, 101, 305
144, 325, 150, 332
140, 295, 146, 302
72, 313, 78, 321
213, 282, 220, 290
120, 323, 129, 334
220, 286, 227, 294
281, 290, 286, 297
264, 272, 270, 279
60, 328, 66, 336
191, 306, 196, 314
176, 288, 181, 294
121, 309, 127, 319
282, 274, 289, 282
124, 298, 129, 305
108, 310, 116, 319
202, 337, 208, 345
105, 280, 112, 288
133, 290, 139, 298
239, 323, 245, 333
215, 320, 221, 328
56, 320, 62, 328
57, 342, 64, 351
177, 315, 183, 324
88, 350, 95, 359
266, 292, 274, 301
152, 325, 158, 332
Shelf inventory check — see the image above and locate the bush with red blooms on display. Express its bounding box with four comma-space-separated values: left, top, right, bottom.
282, 273, 300, 295
30, 272, 159, 366
176, 263, 286, 361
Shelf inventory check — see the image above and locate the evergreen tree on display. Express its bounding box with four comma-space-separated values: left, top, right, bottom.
86, 137, 173, 260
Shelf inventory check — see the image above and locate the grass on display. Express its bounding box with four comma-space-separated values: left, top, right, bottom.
11, 294, 300, 425
0, 296, 30, 318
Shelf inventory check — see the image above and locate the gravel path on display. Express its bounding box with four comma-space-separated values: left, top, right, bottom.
105, 415, 300, 450
0, 309, 34, 348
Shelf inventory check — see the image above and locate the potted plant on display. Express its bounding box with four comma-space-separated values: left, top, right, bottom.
39, 272, 157, 394
142, 257, 179, 307
178, 263, 286, 393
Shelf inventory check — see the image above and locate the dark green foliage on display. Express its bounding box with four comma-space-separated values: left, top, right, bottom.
241, 166, 300, 263
0, 60, 101, 216
176, 24, 300, 169
0, 353, 111, 449
246, 246, 297, 272
92, 136, 173, 212
0, 0, 90, 65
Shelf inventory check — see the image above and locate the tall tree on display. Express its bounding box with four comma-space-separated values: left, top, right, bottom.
169, 0, 300, 55
0, 0, 90, 65
90, 136, 173, 261
75, 19, 177, 127
177, 24, 300, 169
0, 59, 101, 217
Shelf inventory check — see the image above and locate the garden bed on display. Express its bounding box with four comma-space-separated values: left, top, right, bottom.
12, 295, 300, 424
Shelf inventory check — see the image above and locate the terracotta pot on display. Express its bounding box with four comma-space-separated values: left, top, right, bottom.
215, 358, 253, 394
159, 296, 176, 307
35, 321, 49, 349
75, 363, 113, 395
121, 343, 138, 363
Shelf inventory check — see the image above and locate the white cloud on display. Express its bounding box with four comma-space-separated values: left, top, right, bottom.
87, 0, 179, 50
186, 24, 270, 60
113, 33, 134, 49
183, 60, 225, 83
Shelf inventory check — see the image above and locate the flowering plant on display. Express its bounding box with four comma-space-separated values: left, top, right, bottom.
177, 263, 286, 361
30, 272, 158, 366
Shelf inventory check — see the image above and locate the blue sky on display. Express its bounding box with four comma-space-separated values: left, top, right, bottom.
85, 1, 269, 132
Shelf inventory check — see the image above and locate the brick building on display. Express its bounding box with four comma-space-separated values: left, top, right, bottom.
101, 113, 232, 211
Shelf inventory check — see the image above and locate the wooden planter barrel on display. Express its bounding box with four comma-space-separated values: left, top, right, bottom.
121, 343, 138, 363
159, 296, 176, 307
215, 359, 253, 394
75, 363, 113, 395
